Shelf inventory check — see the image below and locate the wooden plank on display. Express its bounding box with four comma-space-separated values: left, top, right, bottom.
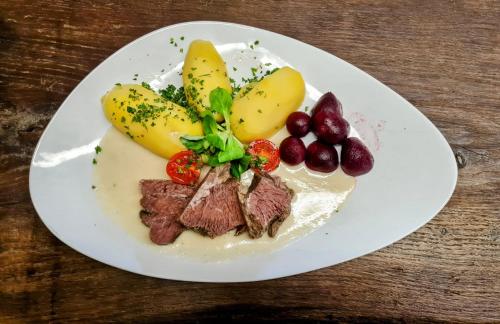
0, 0, 498, 322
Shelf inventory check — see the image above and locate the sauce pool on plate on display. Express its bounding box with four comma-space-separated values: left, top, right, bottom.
93, 127, 355, 261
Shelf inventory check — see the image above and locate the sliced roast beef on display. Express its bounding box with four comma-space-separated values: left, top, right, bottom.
179, 165, 246, 237
239, 173, 294, 238
139, 180, 196, 245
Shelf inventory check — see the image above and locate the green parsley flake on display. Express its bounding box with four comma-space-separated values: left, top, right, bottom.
94, 145, 102, 154
92, 158, 97, 165
159, 84, 199, 123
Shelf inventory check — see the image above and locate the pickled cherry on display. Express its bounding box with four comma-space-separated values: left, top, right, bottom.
340, 138, 374, 176
286, 112, 311, 137
305, 141, 339, 173
312, 111, 350, 145
279, 136, 306, 165
311, 92, 343, 117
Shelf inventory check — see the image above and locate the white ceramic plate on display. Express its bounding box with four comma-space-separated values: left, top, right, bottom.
29, 21, 457, 282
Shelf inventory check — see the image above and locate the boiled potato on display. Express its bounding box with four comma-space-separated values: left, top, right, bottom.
102, 84, 203, 159
230, 67, 305, 143
183, 40, 232, 121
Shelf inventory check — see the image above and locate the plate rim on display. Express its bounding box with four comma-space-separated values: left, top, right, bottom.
29, 20, 458, 282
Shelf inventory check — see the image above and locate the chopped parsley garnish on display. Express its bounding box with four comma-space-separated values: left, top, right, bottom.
91, 185, 96, 189
130, 103, 165, 125
230, 67, 279, 98
238, 118, 245, 123
115, 83, 122, 86
94, 145, 102, 154
180, 36, 185, 40
159, 84, 199, 123
240, 85, 254, 97
141, 82, 151, 90
92, 158, 97, 165
233, 67, 237, 71
160, 84, 187, 106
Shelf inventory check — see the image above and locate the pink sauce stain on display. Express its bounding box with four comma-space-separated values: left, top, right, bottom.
347, 112, 386, 152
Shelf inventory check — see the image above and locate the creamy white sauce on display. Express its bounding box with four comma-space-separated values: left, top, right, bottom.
93, 127, 355, 261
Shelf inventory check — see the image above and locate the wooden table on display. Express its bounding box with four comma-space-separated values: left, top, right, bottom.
1, 1, 499, 322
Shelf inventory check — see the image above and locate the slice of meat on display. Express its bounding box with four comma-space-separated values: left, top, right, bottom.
139, 180, 196, 245
239, 173, 294, 238
179, 165, 246, 237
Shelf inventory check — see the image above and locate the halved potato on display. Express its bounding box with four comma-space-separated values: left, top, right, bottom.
230, 67, 305, 143
102, 84, 203, 159
182, 40, 232, 121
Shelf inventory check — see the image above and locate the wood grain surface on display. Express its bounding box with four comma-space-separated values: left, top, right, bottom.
1, 0, 499, 322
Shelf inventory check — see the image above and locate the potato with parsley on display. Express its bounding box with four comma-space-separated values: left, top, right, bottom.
102, 84, 203, 159
230, 67, 305, 143
183, 40, 232, 121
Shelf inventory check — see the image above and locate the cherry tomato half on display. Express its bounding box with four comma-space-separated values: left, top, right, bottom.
247, 139, 280, 173
166, 150, 202, 185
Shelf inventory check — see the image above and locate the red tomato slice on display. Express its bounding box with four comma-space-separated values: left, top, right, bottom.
247, 139, 280, 173
166, 150, 202, 185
